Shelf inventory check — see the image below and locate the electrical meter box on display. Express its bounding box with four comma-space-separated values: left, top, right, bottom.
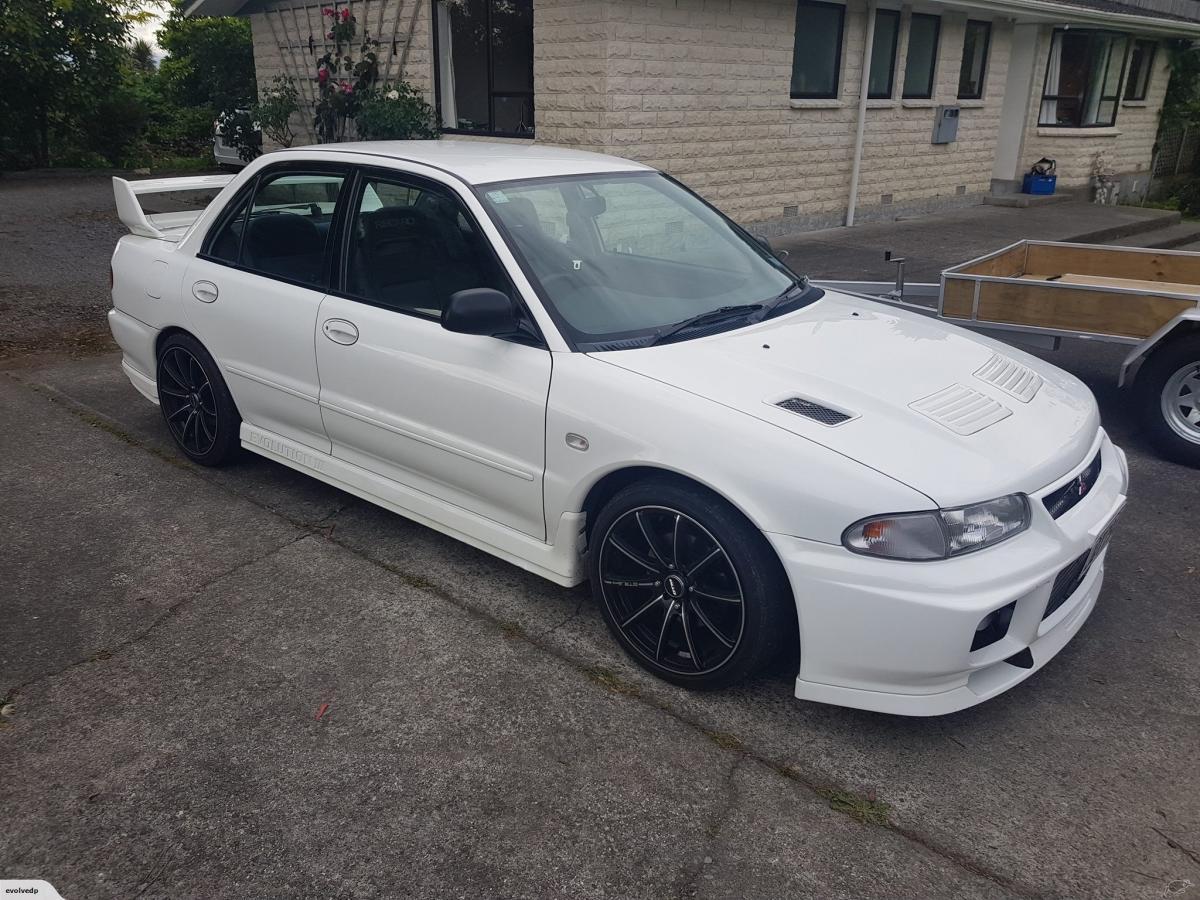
932, 106, 960, 144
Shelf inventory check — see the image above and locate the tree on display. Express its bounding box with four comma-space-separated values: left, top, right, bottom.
0, 0, 131, 167
156, 4, 255, 116
130, 37, 157, 73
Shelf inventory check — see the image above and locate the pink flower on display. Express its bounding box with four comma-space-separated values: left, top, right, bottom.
321, 6, 332, 14
341, 8, 350, 20
326, 30, 333, 38
318, 67, 329, 83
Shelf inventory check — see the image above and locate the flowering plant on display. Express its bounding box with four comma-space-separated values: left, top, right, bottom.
321, 6, 356, 48
354, 82, 438, 140
253, 75, 300, 149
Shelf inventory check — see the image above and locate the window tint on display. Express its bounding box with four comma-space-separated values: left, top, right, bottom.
902, 14, 940, 100
218, 172, 346, 286
1040, 30, 1128, 128
868, 10, 900, 99
790, 1, 845, 100
1124, 39, 1155, 101
346, 176, 509, 317
958, 20, 991, 99
206, 190, 251, 264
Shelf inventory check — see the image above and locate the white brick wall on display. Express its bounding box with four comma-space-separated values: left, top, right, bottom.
1018, 25, 1169, 190
241, 0, 1174, 229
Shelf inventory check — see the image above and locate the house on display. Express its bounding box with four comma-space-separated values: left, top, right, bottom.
187, 0, 1200, 235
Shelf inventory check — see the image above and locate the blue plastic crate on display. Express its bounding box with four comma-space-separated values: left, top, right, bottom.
1022, 173, 1057, 195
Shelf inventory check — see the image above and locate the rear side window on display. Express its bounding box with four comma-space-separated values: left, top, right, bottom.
203, 171, 346, 288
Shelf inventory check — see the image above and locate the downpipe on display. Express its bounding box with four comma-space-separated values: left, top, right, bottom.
845, 1, 877, 228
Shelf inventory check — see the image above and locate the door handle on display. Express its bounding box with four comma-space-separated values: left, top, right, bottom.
322, 318, 359, 346
192, 281, 218, 303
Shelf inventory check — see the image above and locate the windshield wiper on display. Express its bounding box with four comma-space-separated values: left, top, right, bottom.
758, 280, 814, 320
647, 304, 763, 347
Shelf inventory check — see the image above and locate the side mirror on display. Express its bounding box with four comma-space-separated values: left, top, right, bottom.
756, 235, 789, 261
442, 288, 518, 336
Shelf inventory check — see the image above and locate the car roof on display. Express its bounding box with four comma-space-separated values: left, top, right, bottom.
293, 140, 654, 185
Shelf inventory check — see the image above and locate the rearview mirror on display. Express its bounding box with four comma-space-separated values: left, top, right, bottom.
442, 288, 518, 336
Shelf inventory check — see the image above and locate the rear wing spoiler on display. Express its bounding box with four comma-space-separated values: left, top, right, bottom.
113, 173, 235, 241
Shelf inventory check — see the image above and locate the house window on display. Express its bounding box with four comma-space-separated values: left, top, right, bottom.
791, 0, 845, 99
957, 19, 990, 99
902, 14, 940, 99
1039, 29, 1129, 128
1124, 39, 1156, 101
868, 9, 900, 99
434, 0, 534, 136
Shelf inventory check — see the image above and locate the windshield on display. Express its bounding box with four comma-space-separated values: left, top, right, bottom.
478, 172, 805, 349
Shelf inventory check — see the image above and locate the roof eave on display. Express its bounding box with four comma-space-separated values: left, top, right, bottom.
947, 0, 1200, 35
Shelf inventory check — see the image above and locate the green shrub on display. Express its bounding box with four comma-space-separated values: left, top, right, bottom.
354, 83, 437, 141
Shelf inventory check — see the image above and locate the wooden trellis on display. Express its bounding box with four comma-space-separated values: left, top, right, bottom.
260, 0, 426, 144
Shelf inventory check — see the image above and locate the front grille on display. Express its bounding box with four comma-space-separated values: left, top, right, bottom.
1044, 550, 1091, 620
776, 397, 852, 426
1043, 452, 1102, 519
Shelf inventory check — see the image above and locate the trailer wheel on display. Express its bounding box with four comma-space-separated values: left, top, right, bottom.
1135, 334, 1200, 467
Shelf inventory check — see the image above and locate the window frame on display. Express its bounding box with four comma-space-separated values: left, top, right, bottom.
789, 0, 846, 100
331, 165, 546, 346
1038, 28, 1131, 129
1124, 38, 1156, 101
868, 8, 901, 100
197, 161, 352, 292
901, 12, 941, 100
957, 19, 991, 100
432, 0, 535, 139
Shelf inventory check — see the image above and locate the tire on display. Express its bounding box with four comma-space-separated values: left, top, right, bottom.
155, 332, 242, 466
588, 477, 795, 690
1133, 334, 1200, 467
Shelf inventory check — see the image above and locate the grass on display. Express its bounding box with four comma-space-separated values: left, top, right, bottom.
816, 786, 893, 826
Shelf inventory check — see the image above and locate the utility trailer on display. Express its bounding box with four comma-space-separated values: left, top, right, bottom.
814, 240, 1200, 467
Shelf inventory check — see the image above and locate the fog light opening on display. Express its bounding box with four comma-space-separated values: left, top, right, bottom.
970, 600, 1016, 652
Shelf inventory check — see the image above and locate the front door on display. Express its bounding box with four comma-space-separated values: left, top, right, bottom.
184, 166, 349, 452
315, 170, 551, 538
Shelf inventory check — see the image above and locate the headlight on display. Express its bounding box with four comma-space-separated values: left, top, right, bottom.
843, 494, 1030, 561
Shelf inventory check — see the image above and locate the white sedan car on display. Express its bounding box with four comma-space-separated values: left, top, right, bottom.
108, 142, 1128, 715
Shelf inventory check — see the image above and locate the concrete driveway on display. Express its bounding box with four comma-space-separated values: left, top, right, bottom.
2, 174, 1199, 899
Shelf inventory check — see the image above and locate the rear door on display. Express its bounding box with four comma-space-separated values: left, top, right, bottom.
314, 168, 552, 538
184, 164, 349, 452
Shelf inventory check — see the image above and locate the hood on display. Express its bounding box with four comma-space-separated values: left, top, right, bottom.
591, 292, 1100, 507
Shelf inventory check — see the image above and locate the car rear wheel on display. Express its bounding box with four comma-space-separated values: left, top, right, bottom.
1135, 334, 1200, 467
156, 333, 241, 466
589, 478, 795, 690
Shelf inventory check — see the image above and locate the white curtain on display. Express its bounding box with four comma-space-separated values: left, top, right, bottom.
1039, 32, 1062, 125
436, 1, 457, 129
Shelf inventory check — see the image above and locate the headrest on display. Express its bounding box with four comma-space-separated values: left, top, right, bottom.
245, 214, 323, 258
362, 207, 432, 243
499, 197, 542, 232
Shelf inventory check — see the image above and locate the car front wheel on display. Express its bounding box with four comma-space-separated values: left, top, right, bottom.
589, 478, 795, 690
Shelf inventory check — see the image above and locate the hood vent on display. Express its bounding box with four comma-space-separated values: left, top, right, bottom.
776, 396, 854, 426
975, 353, 1043, 403
910, 384, 1011, 435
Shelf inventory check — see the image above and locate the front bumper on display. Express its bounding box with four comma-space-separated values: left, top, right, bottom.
769, 430, 1128, 716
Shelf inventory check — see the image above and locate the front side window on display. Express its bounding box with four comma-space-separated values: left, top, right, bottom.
958, 20, 991, 99
791, 0, 845, 99
902, 14, 940, 99
203, 171, 345, 287
434, 0, 533, 136
1040, 30, 1129, 128
868, 9, 900, 99
345, 175, 509, 318
480, 173, 805, 348
1124, 39, 1156, 101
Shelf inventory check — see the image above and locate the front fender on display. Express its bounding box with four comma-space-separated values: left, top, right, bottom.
544, 352, 934, 546
1119, 307, 1200, 387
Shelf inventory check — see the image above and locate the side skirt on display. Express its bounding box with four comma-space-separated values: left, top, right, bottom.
240, 423, 586, 587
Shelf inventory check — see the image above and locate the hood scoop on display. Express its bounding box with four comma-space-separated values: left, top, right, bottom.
975, 353, 1043, 403
910, 384, 1011, 436
775, 396, 855, 426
